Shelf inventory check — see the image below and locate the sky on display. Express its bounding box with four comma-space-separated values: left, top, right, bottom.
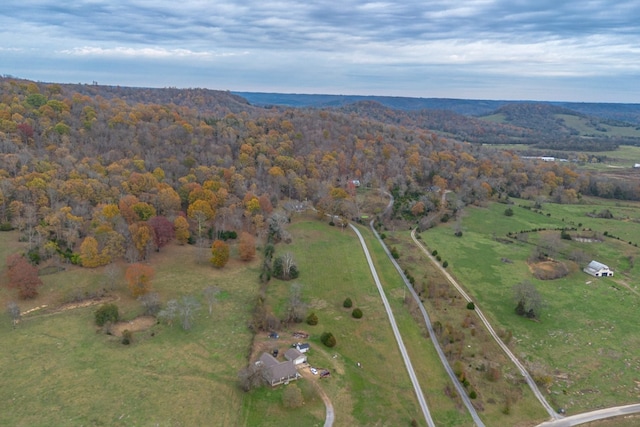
1, 1, 639, 103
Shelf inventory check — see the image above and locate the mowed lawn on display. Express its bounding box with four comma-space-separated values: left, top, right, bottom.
0, 236, 259, 427
417, 197, 640, 414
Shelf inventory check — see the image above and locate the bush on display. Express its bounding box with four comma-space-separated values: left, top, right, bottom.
121, 329, 132, 345
306, 312, 318, 325
321, 332, 336, 348
442, 260, 448, 268
343, 297, 353, 308
390, 246, 399, 259
431, 250, 438, 256
352, 308, 363, 319
95, 303, 119, 326
504, 208, 514, 216
282, 383, 304, 408
469, 390, 477, 399
466, 302, 475, 310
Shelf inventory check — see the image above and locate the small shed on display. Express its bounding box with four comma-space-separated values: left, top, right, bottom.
284, 348, 307, 365
295, 342, 310, 353
584, 260, 614, 277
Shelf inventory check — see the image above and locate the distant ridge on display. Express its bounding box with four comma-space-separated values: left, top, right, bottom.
233, 92, 640, 125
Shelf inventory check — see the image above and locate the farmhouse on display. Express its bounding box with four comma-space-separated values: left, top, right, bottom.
583, 260, 614, 277
284, 348, 307, 365
257, 353, 300, 386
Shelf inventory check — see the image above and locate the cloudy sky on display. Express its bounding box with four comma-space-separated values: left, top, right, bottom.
2, 1, 639, 102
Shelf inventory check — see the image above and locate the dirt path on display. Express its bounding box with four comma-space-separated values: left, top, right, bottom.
21, 295, 120, 320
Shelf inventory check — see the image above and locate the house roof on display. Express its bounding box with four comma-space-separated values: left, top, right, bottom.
587, 260, 610, 271
284, 348, 304, 361
296, 342, 310, 350
258, 352, 298, 384
258, 352, 279, 368
268, 360, 297, 382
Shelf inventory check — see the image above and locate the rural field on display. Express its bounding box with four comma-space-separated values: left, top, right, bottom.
1, 212, 469, 427
398, 196, 640, 416
2, 194, 639, 426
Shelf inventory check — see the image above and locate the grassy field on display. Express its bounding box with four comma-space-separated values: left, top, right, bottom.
255, 218, 429, 426
0, 235, 259, 427
1, 213, 467, 427
411, 197, 640, 415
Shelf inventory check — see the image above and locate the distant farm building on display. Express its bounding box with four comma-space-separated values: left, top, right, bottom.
583, 260, 614, 277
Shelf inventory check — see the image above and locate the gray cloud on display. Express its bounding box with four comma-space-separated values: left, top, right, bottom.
1, 0, 639, 101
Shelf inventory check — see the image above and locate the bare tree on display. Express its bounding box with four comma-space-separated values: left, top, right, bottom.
284, 282, 307, 324
138, 292, 161, 316
513, 280, 544, 319
7, 301, 20, 328
103, 263, 121, 291
158, 299, 179, 327
177, 295, 200, 330
203, 285, 221, 315
238, 362, 265, 392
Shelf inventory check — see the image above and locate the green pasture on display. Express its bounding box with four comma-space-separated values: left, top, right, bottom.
260, 219, 429, 426
0, 237, 258, 427
416, 198, 640, 414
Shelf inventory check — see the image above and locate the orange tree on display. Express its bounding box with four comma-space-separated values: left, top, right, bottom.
210, 239, 229, 268
125, 263, 155, 297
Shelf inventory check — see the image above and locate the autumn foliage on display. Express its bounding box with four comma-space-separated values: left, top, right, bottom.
238, 232, 256, 261
210, 240, 230, 268
5, 254, 43, 299
125, 263, 155, 297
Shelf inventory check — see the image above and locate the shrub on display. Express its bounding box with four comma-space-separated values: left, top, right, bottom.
466, 301, 475, 310
343, 297, 353, 308
504, 208, 514, 216
321, 332, 336, 347
390, 246, 399, 259
121, 329, 132, 345
442, 260, 449, 268
469, 390, 477, 399
306, 312, 318, 325
431, 250, 438, 256
95, 303, 119, 326
352, 308, 363, 319
282, 383, 304, 408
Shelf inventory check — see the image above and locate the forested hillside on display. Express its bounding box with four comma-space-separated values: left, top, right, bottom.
0, 77, 638, 278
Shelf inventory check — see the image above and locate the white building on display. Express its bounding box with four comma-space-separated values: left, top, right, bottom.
583, 260, 614, 277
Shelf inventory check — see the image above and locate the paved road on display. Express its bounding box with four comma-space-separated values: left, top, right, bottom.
535, 403, 640, 426
410, 229, 561, 421
349, 224, 436, 427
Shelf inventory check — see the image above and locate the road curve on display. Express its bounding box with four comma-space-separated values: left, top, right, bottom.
349, 223, 436, 427
535, 403, 640, 426
410, 229, 560, 421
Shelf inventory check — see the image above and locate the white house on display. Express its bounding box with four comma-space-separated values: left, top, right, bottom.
284, 348, 307, 365
583, 260, 614, 277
